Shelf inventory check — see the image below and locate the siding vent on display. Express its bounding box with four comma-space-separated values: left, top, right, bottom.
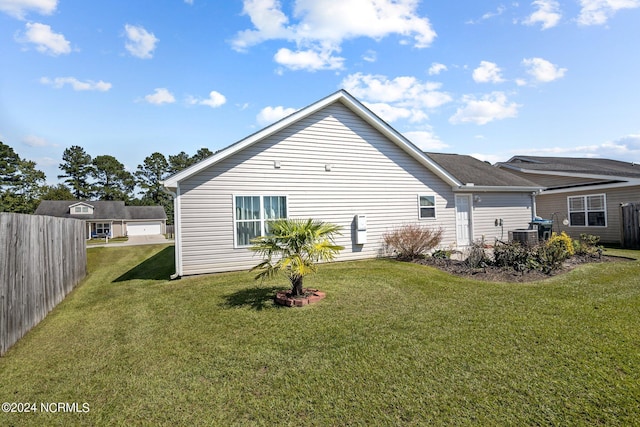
325, 164, 333, 172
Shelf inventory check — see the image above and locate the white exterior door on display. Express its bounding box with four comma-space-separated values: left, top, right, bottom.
127, 222, 162, 236
455, 195, 472, 246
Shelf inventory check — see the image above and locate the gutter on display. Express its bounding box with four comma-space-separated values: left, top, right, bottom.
454, 185, 544, 193
161, 182, 181, 280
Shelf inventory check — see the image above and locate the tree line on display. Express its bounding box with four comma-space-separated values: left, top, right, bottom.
0, 141, 214, 223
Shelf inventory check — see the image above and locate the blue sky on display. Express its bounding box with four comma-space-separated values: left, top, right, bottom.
1, 0, 639, 185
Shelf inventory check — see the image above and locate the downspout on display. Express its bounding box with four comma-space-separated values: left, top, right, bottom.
162, 183, 181, 280
531, 191, 538, 220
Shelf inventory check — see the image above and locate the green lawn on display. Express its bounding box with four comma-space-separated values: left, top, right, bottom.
1, 245, 639, 426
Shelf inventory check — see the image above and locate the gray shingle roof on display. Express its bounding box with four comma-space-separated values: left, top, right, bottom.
34, 200, 166, 220
501, 156, 640, 178
425, 153, 541, 187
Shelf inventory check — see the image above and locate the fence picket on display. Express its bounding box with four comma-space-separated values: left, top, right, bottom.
0, 213, 87, 356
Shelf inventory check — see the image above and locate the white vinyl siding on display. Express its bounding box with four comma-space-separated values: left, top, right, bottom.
568, 194, 606, 227
469, 193, 533, 243
175, 103, 533, 275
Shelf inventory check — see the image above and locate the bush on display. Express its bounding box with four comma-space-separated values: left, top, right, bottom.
464, 239, 491, 269
573, 233, 602, 256
493, 240, 540, 272
383, 224, 444, 260
547, 232, 574, 258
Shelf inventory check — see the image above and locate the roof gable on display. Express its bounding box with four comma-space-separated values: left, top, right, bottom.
162, 90, 461, 189
69, 201, 94, 208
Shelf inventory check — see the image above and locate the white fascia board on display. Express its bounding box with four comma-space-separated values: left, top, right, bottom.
162, 90, 462, 189
454, 185, 543, 193
538, 179, 640, 195
69, 201, 94, 208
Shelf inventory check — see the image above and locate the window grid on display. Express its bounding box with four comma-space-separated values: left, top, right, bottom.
235, 196, 287, 247
568, 194, 606, 227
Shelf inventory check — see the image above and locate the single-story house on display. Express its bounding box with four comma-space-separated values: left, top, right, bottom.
162, 90, 542, 277
34, 200, 167, 238
497, 155, 640, 244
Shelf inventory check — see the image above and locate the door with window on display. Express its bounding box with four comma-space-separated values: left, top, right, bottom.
455, 195, 472, 246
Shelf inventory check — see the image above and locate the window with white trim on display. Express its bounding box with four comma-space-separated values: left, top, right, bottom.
235, 195, 287, 246
418, 195, 436, 219
568, 194, 606, 227
96, 223, 110, 235
73, 206, 91, 214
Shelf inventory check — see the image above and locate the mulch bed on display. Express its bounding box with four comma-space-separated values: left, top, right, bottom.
413, 254, 627, 283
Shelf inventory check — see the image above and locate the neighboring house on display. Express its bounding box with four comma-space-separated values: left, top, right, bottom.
34, 200, 167, 239
162, 90, 542, 277
497, 156, 640, 244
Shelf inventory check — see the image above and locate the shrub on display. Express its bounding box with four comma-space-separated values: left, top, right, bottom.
573, 233, 602, 256
547, 232, 574, 258
432, 248, 452, 260
464, 239, 491, 269
493, 240, 540, 272
383, 224, 444, 260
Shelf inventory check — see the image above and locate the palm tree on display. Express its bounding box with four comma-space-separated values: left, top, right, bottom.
250, 218, 344, 296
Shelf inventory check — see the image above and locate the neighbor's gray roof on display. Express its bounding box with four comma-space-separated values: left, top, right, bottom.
34, 200, 167, 220
425, 153, 541, 187
501, 156, 640, 178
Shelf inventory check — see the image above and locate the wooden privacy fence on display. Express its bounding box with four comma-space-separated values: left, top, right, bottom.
0, 213, 87, 356
621, 202, 640, 249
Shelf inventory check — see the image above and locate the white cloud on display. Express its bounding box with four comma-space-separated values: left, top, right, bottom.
22, 134, 55, 147
600, 134, 640, 158
19, 22, 70, 55
362, 49, 377, 62
274, 47, 344, 71
144, 88, 175, 105
523, 0, 562, 29
522, 57, 567, 82
472, 61, 505, 83
0, 0, 57, 19
40, 76, 112, 91
184, 0, 193, 4
124, 24, 158, 59
341, 73, 452, 125
466, 5, 507, 24
428, 62, 447, 76
188, 90, 227, 108
403, 130, 448, 150
364, 102, 428, 123
449, 92, 520, 125
342, 73, 452, 110
577, 0, 640, 26
257, 105, 297, 125
232, 0, 436, 71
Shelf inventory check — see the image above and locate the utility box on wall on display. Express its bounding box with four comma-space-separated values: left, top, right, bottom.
355, 214, 367, 244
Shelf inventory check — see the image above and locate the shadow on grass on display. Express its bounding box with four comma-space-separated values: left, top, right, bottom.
223, 285, 285, 310
113, 246, 175, 282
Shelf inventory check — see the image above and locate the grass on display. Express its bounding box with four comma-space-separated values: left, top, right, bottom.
1, 245, 640, 426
